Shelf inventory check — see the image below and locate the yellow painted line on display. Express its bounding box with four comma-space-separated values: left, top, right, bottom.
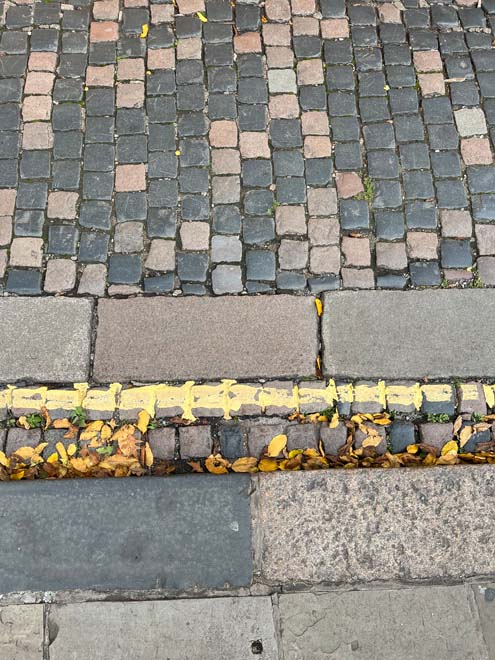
0, 380, 491, 420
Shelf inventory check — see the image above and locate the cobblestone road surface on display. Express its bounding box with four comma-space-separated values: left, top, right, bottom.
1, 0, 495, 296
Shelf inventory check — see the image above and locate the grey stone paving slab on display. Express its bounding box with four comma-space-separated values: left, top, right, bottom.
256, 465, 495, 584
472, 583, 495, 660
94, 295, 318, 381
0, 605, 44, 660
0, 475, 252, 593
322, 290, 495, 378
0, 298, 92, 383
48, 597, 278, 660
278, 587, 488, 660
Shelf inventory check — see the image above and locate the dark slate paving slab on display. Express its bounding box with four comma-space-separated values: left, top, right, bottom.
0, 475, 252, 593
322, 290, 495, 378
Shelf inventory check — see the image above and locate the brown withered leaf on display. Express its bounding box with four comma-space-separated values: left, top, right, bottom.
40, 406, 51, 430
231, 457, 258, 473
187, 460, 204, 473
453, 415, 463, 435
205, 454, 229, 474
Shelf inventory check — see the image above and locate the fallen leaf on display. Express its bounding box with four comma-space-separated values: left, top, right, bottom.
17, 416, 30, 430
329, 411, 340, 428
53, 418, 72, 429
70, 457, 91, 473
205, 454, 229, 474
231, 457, 258, 473
258, 458, 279, 472
407, 444, 419, 454
13, 446, 35, 461
41, 406, 51, 430
144, 442, 154, 468
118, 430, 140, 458
441, 440, 458, 456
453, 415, 463, 435
137, 410, 151, 434
0, 451, 9, 467
140, 23, 149, 37
459, 425, 473, 448
101, 424, 113, 442
267, 434, 287, 457
67, 443, 77, 457
196, 11, 208, 21
187, 460, 204, 473
56, 442, 69, 465
315, 298, 323, 316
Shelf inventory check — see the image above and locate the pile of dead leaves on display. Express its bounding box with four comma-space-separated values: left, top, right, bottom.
1, 410, 495, 481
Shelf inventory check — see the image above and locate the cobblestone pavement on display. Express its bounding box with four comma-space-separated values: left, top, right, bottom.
2, 0, 495, 296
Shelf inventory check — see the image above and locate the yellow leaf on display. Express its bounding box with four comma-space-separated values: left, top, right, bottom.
13, 446, 35, 461
267, 433, 287, 457
47, 452, 59, 463
437, 453, 459, 465
258, 458, 279, 472
0, 451, 9, 467
453, 415, 463, 435
304, 448, 320, 458
17, 416, 30, 430
329, 411, 339, 428
56, 442, 69, 464
315, 298, 323, 316
140, 23, 149, 37
441, 440, 458, 456
351, 414, 365, 424
137, 410, 150, 434
112, 424, 136, 442
288, 449, 303, 458
101, 424, 113, 442
422, 453, 437, 466
10, 470, 25, 480
196, 11, 208, 21
144, 442, 154, 468
261, 14, 268, 22
175, 150, 181, 156
80, 420, 104, 440
407, 444, 419, 454
205, 454, 229, 474
34, 442, 48, 455
70, 457, 90, 473
231, 456, 258, 472
67, 443, 77, 457
53, 418, 72, 429
459, 425, 473, 448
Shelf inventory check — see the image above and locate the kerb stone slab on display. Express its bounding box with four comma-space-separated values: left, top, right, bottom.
257, 465, 495, 584
0, 475, 252, 593
0, 298, 93, 383
322, 290, 495, 378
94, 295, 318, 381
0, 605, 44, 660
48, 598, 278, 660
279, 587, 488, 660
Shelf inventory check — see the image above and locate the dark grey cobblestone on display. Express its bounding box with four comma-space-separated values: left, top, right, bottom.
0, 0, 494, 295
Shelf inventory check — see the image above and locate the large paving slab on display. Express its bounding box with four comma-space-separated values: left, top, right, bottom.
278, 586, 488, 660
48, 597, 278, 660
0, 475, 252, 593
0, 298, 92, 383
322, 290, 495, 379
94, 296, 318, 381
0, 605, 44, 660
472, 583, 495, 660
256, 465, 495, 584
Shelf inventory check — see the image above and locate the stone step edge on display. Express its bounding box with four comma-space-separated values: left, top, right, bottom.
0, 379, 490, 421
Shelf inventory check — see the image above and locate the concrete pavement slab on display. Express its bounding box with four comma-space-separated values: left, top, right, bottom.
48, 597, 278, 660
472, 583, 495, 660
0, 298, 93, 383
94, 296, 318, 381
279, 587, 488, 660
0, 605, 44, 660
0, 475, 252, 593
257, 465, 495, 584
322, 290, 495, 378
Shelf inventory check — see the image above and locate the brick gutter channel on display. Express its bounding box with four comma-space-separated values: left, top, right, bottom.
1, 289, 495, 596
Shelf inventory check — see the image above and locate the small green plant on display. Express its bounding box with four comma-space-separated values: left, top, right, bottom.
440, 278, 449, 289
426, 413, 450, 423
318, 406, 336, 418
6, 417, 16, 428
472, 412, 485, 423
469, 269, 483, 288
148, 419, 159, 431
356, 176, 374, 203
26, 413, 43, 429
71, 407, 87, 427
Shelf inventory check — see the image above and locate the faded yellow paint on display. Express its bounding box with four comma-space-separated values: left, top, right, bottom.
155, 382, 194, 419
11, 387, 47, 412
484, 384, 495, 410
354, 381, 386, 407
386, 383, 422, 411
337, 382, 353, 404
260, 383, 298, 411
120, 385, 157, 417
45, 386, 87, 413
228, 383, 263, 415
191, 382, 230, 416
82, 383, 121, 412
421, 384, 453, 403
459, 383, 481, 401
